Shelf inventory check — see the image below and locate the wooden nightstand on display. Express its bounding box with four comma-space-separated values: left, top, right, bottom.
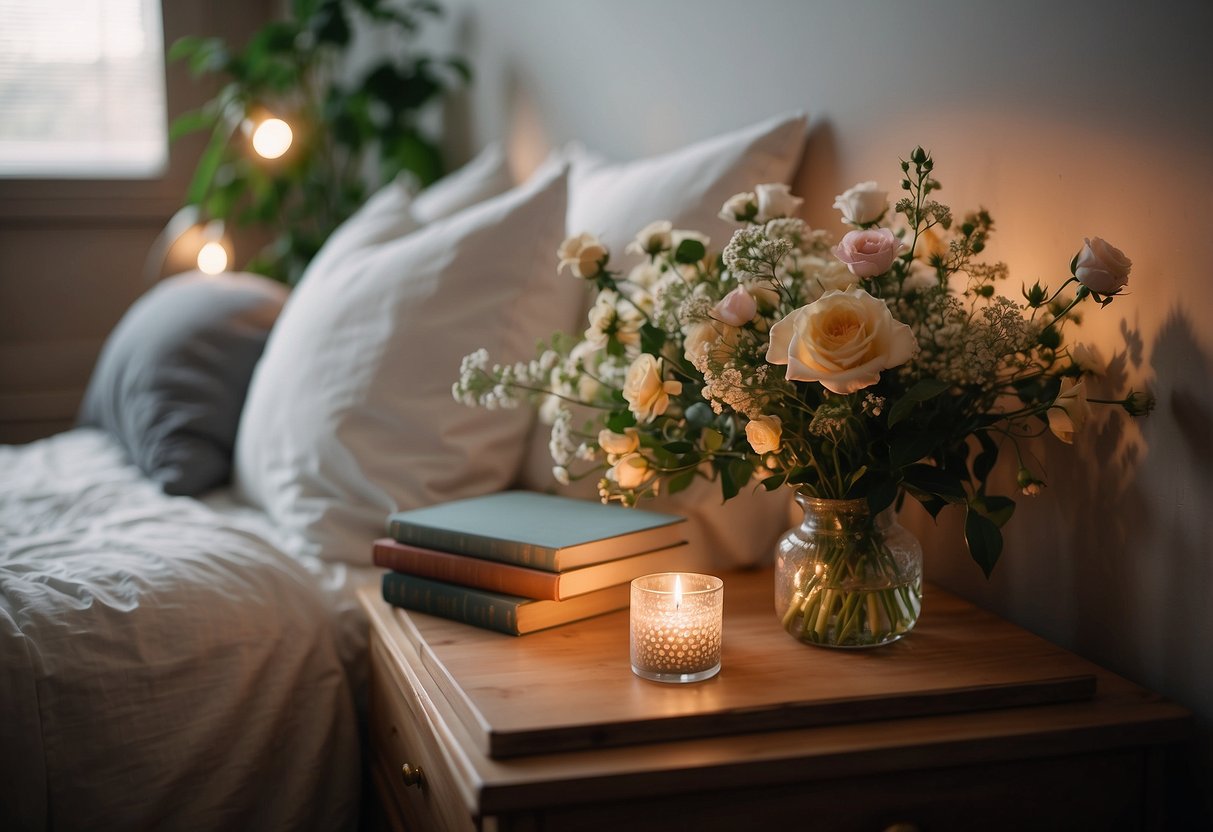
360, 571, 1190, 831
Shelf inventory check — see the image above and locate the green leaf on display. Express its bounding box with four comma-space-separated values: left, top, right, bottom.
185, 120, 238, 206
889, 430, 944, 469
719, 458, 752, 501
902, 463, 966, 503
965, 504, 1003, 578
673, 238, 706, 264
168, 109, 216, 142
972, 431, 1000, 484
761, 474, 787, 491
888, 378, 950, 427
605, 410, 636, 433
640, 323, 666, 355
312, 3, 351, 45
662, 441, 693, 454
445, 57, 473, 84
666, 469, 696, 496
701, 428, 723, 453
972, 494, 1016, 528
866, 477, 898, 514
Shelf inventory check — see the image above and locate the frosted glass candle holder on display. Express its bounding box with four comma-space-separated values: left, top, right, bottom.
630, 572, 723, 684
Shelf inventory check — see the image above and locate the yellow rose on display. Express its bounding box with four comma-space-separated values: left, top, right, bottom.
622, 354, 682, 422
745, 414, 783, 454
766, 287, 917, 394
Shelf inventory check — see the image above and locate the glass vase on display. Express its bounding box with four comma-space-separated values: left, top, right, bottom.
774, 494, 922, 648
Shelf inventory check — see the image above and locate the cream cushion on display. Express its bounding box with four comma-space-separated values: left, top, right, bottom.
236, 162, 574, 564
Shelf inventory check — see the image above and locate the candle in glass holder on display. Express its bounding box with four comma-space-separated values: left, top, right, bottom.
630, 572, 723, 683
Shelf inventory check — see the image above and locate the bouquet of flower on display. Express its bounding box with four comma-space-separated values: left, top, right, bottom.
454, 147, 1151, 590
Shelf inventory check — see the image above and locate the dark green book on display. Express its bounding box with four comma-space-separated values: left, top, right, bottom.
386, 491, 685, 572
381, 572, 631, 636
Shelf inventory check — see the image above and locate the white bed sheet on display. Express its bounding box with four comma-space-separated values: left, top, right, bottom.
0, 428, 376, 830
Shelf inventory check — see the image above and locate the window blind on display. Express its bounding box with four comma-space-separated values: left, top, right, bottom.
0, 0, 168, 177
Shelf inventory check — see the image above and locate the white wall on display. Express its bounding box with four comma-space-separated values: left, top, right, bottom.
426, 0, 1213, 812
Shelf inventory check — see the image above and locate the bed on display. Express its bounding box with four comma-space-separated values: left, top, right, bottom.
0, 113, 805, 830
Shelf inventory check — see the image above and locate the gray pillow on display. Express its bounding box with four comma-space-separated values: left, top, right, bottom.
79, 271, 288, 496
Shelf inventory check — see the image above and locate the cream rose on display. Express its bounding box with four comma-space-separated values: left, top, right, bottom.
833, 228, 905, 278
1075, 237, 1131, 295
557, 232, 608, 279
608, 453, 649, 490
745, 414, 783, 454
598, 427, 640, 456
683, 320, 740, 366
622, 354, 682, 422
712, 286, 758, 326
766, 287, 917, 394
755, 183, 804, 222
833, 181, 888, 225
802, 256, 857, 302
625, 221, 673, 257
1048, 380, 1090, 444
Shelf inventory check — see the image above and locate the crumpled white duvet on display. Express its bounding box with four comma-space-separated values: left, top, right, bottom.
0, 429, 372, 831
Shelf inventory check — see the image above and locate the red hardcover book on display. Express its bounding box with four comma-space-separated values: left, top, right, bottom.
372, 538, 688, 601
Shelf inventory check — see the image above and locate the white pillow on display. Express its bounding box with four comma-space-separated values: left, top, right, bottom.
299, 143, 513, 285
519, 113, 808, 570
235, 161, 576, 564
411, 143, 514, 225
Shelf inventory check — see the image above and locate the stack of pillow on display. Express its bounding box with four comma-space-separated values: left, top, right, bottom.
86, 113, 809, 570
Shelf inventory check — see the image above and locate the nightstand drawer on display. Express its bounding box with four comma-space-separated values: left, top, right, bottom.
369, 631, 476, 832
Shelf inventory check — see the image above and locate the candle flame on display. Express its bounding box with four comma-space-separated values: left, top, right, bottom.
673, 574, 682, 610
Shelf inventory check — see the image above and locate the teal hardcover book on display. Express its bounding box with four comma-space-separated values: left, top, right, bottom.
385, 491, 685, 572
381, 572, 631, 635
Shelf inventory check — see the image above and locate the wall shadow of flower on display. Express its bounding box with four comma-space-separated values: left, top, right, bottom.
907, 302, 1211, 824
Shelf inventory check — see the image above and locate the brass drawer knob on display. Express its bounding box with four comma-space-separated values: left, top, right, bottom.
400, 762, 425, 788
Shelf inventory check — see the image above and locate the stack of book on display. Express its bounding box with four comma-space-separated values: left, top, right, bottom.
377, 491, 688, 635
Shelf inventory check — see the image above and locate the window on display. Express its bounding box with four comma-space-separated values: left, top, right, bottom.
0, 0, 168, 178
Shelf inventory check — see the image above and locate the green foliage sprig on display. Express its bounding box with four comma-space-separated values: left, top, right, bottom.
170, 0, 469, 283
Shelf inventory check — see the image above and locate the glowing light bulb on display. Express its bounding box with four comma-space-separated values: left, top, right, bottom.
197, 241, 229, 274
673, 575, 682, 610
251, 118, 292, 159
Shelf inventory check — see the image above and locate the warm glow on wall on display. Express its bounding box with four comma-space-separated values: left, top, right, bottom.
251, 117, 293, 159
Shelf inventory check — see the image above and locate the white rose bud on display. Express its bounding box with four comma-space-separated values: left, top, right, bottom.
608, 453, 649, 490
754, 183, 804, 222
557, 232, 608, 279
1074, 237, 1131, 295
1048, 380, 1091, 444
745, 414, 783, 454
833, 181, 888, 226
719, 191, 757, 222
598, 427, 640, 456
625, 220, 674, 257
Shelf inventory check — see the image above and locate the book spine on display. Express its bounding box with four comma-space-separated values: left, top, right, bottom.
373, 540, 560, 600
387, 520, 560, 571
382, 573, 521, 636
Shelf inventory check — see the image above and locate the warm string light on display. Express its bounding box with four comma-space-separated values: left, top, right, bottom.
196, 240, 229, 275
250, 117, 292, 159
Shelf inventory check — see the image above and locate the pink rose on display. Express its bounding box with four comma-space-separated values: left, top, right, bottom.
1075, 237, 1131, 295
712, 286, 758, 326
833, 228, 904, 278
